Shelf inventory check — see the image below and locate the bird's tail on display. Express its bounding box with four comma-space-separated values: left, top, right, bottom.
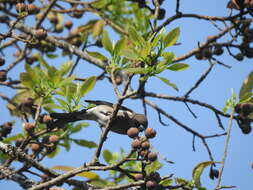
50, 109, 87, 122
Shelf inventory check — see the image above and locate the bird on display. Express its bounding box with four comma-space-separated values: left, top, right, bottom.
50, 100, 148, 135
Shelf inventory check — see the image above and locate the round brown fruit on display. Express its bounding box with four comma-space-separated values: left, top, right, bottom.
16, 3, 26, 13
141, 141, 150, 150
127, 127, 139, 138
131, 138, 142, 149
157, 8, 166, 20
49, 135, 59, 144
146, 180, 157, 189
35, 28, 47, 40
27, 4, 39, 14
0, 70, 7, 82
148, 152, 158, 162
144, 128, 156, 138
134, 173, 143, 180
140, 150, 149, 158
64, 21, 73, 29
31, 143, 40, 152
24, 122, 35, 132
195, 52, 203, 60
213, 46, 224, 56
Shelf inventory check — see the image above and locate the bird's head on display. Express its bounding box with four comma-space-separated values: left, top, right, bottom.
132, 114, 148, 131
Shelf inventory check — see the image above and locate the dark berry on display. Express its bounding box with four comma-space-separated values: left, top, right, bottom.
148, 152, 158, 161
0, 57, 5, 66
0, 70, 7, 82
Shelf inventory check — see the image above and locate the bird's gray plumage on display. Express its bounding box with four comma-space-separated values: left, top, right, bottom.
50, 100, 148, 135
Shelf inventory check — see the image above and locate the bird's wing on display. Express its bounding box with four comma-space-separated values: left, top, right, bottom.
85, 100, 134, 113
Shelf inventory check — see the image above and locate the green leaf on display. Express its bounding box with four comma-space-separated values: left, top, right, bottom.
73, 139, 97, 148
20, 72, 34, 88
159, 178, 172, 186
52, 165, 98, 179
239, 71, 253, 100
70, 123, 89, 133
192, 161, 218, 187
3, 133, 23, 144
102, 30, 113, 54
114, 37, 126, 56
56, 98, 67, 108
46, 54, 58, 59
156, 76, 178, 91
124, 67, 150, 74
121, 49, 139, 60
79, 76, 96, 97
239, 92, 253, 103
128, 26, 145, 47
164, 27, 180, 48
92, 20, 105, 38
167, 63, 189, 71
145, 160, 163, 174
87, 51, 108, 61
103, 149, 113, 164
60, 61, 73, 76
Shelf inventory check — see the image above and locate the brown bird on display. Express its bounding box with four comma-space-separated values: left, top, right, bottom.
50, 100, 148, 135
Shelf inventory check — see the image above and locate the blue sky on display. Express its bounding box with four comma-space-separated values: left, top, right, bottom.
0, 0, 252, 189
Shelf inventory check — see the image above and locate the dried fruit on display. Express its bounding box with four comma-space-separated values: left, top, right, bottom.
141, 141, 150, 150
0, 70, 7, 82
157, 8, 166, 20
49, 135, 59, 144
213, 46, 224, 55
16, 3, 26, 13
35, 28, 47, 40
235, 53, 244, 61
64, 20, 73, 29
146, 180, 157, 189
24, 122, 35, 132
27, 4, 39, 14
31, 143, 40, 152
127, 127, 139, 138
131, 138, 142, 149
148, 152, 158, 161
195, 52, 203, 60
144, 128, 156, 138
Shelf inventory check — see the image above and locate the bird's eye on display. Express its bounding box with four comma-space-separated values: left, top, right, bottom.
100, 111, 111, 116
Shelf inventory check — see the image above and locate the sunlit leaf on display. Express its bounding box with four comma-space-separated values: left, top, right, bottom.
159, 178, 172, 186
87, 51, 108, 61
92, 20, 105, 38
73, 139, 97, 148
124, 67, 150, 74
156, 76, 178, 91
79, 76, 96, 97
239, 71, 253, 101
121, 49, 139, 60
103, 149, 113, 164
192, 161, 218, 187
167, 63, 189, 71
102, 30, 113, 54
46, 54, 58, 59
128, 26, 145, 47
164, 27, 180, 48
52, 165, 98, 179
145, 160, 163, 174
114, 37, 127, 56
60, 61, 73, 76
